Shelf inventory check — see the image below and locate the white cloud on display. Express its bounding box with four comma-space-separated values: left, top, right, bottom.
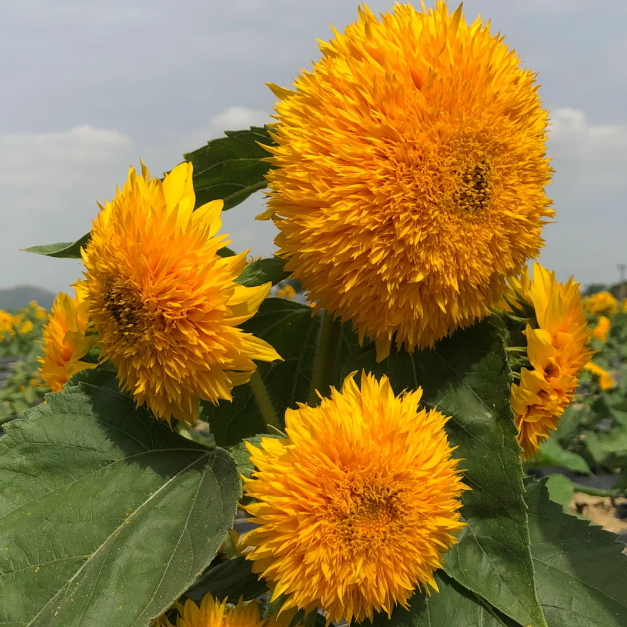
548, 108, 627, 188
0, 125, 133, 185
209, 106, 270, 132
180, 106, 270, 154
539, 107, 627, 285
0, 125, 135, 291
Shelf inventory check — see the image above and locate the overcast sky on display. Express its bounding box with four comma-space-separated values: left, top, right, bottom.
1, 0, 626, 293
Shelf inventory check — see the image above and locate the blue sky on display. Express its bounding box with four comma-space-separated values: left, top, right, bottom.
1, 0, 626, 292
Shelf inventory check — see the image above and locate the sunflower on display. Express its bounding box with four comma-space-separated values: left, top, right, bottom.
29, 300, 48, 320
152, 594, 265, 627
243, 371, 468, 624
507, 263, 591, 458
583, 291, 618, 315
584, 361, 614, 391
591, 315, 611, 343
260, 1, 553, 360
37, 283, 97, 392
0, 310, 15, 341
19, 320, 34, 335
82, 161, 282, 424
275, 285, 295, 300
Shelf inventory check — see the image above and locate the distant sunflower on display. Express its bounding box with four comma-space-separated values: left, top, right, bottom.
507, 263, 591, 458
38, 283, 97, 392
0, 310, 13, 340
260, 1, 553, 360
152, 594, 265, 627
243, 372, 468, 624
584, 361, 614, 391
83, 161, 282, 424
591, 315, 611, 343
584, 291, 618, 316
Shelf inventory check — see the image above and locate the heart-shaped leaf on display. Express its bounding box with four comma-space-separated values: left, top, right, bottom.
0, 383, 240, 627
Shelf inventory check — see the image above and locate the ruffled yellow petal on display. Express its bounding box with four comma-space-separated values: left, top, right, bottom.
83, 161, 283, 424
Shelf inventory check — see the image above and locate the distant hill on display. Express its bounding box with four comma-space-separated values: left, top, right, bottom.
0, 285, 56, 311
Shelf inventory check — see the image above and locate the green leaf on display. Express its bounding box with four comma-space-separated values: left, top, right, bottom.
526, 478, 627, 627
544, 474, 576, 512
583, 428, 627, 463
533, 438, 591, 474
22, 232, 91, 259
235, 258, 290, 288
340, 318, 546, 627
65, 366, 119, 390
368, 571, 518, 627
217, 247, 236, 258
184, 126, 275, 211
203, 299, 359, 447
183, 556, 267, 604
230, 434, 281, 479
554, 405, 584, 442
0, 383, 241, 627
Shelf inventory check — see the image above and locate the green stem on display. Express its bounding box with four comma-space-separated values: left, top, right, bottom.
250, 370, 280, 431
308, 310, 342, 406
570, 482, 623, 498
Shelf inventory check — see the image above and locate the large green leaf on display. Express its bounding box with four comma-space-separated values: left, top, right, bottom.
183, 126, 275, 211
0, 383, 240, 627
203, 299, 359, 447
526, 478, 627, 627
368, 572, 518, 627
22, 232, 91, 259
341, 318, 546, 627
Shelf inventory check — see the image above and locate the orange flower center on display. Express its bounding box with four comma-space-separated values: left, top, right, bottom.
102, 282, 152, 341
331, 482, 402, 554
455, 159, 492, 213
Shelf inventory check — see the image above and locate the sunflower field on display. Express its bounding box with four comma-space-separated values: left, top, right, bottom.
1, 2, 627, 627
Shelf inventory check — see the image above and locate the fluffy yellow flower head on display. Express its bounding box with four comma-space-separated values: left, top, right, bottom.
0, 310, 14, 340
152, 594, 300, 627
507, 263, 592, 458
584, 291, 618, 316
37, 283, 97, 392
260, 1, 553, 360
584, 361, 614, 391
83, 161, 282, 424
591, 315, 611, 343
243, 372, 468, 624
153, 595, 263, 627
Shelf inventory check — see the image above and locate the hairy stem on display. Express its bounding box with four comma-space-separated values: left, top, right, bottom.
250, 370, 280, 431
308, 309, 342, 406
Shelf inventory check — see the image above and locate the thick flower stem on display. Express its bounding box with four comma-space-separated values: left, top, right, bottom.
308, 310, 342, 407
250, 370, 281, 431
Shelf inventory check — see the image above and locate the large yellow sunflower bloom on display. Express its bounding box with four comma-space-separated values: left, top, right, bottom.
507, 263, 591, 458
243, 371, 468, 624
37, 283, 97, 392
260, 1, 553, 360
83, 161, 282, 424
